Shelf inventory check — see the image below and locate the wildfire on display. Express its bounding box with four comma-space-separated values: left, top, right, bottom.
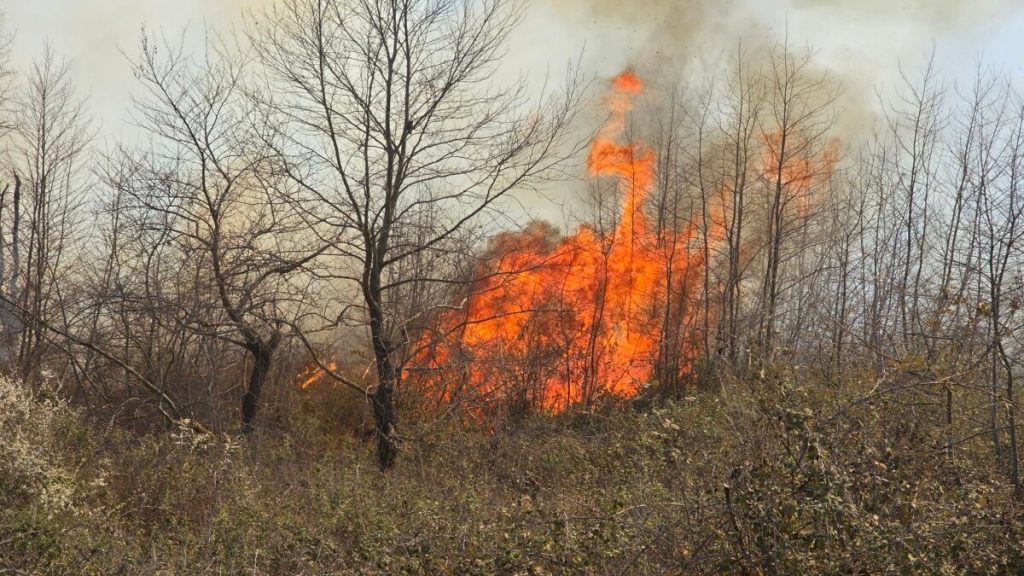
408, 71, 714, 412
761, 131, 841, 217
295, 361, 338, 390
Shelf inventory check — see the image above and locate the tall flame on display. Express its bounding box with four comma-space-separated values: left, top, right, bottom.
408, 72, 716, 412
297, 72, 839, 416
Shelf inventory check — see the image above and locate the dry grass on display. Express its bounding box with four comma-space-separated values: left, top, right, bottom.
2, 367, 1022, 574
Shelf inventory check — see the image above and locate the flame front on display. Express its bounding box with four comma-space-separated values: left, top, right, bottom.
408, 72, 715, 412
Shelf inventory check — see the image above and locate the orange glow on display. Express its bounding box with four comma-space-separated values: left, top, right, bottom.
296, 361, 338, 390
407, 72, 718, 413
761, 132, 840, 217
405, 72, 840, 415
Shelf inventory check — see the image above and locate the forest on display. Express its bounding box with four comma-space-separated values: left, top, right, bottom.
3, 0, 1024, 573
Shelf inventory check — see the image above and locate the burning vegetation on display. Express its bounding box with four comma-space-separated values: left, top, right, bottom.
407, 72, 709, 411
295, 361, 339, 390
402, 70, 843, 415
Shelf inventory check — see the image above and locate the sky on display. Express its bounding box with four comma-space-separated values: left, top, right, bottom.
7, 0, 1024, 222
9, 0, 1024, 133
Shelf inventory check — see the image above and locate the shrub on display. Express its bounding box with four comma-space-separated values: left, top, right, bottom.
0, 377, 80, 515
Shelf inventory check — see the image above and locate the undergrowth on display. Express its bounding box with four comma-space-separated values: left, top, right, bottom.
2, 370, 1022, 574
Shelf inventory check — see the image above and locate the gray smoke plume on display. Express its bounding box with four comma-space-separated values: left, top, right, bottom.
536, 0, 1020, 139
551, 0, 1016, 66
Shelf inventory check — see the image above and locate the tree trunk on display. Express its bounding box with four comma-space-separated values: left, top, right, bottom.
370, 314, 398, 469
241, 342, 274, 434
995, 326, 1021, 498
4, 173, 21, 363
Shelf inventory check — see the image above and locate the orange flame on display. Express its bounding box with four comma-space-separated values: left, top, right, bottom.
296, 361, 338, 390
408, 72, 716, 412
408, 72, 836, 414
761, 131, 841, 217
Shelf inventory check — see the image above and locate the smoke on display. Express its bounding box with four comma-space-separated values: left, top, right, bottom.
552, 0, 1015, 63
549, 0, 1018, 58
530, 0, 1023, 141
540, 0, 756, 76
792, 0, 1017, 28
4, 0, 276, 142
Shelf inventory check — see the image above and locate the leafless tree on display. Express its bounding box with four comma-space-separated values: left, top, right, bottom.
250, 0, 583, 467
969, 79, 1024, 495
883, 55, 945, 353
7, 47, 92, 381
755, 41, 838, 364
716, 46, 764, 368
117, 33, 327, 433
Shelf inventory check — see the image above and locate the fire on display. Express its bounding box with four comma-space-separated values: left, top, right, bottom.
408, 71, 714, 412
406, 71, 840, 415
296, 361, 338, 390
761, 131, 840, 217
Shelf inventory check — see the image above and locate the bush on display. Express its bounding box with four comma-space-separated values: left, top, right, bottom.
0, 377, 80, 515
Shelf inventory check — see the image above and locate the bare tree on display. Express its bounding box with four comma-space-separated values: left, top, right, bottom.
648, 85, 700, 389
717, 46, 764, 368
0, 23, 17, 361
8, 46, 92, 381
251, 0, 582, 467
971, 80, 1024, 496
121, 33, 326, 433
755, 41, 838, 364
883, 55, 945, 353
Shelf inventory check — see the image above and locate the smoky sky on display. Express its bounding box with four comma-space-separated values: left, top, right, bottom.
540, 0, 1022, 75
7, 0, 1023, 138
